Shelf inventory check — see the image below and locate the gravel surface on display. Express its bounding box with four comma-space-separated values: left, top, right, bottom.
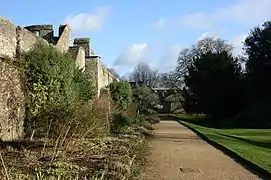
140, 120, 261, 180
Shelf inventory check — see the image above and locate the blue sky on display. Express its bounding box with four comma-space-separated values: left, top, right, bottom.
1, 0, 271, 76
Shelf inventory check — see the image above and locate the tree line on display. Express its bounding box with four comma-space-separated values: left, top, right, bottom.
127, 21, 271, 127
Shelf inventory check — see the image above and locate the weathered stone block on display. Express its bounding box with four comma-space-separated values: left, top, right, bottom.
0, 59, 24, 140
56, 25, 71, 52
69, 46, 85, 70
0, 17, 17, 58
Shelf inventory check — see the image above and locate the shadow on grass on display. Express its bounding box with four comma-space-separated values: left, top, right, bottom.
219, 133, 271, 149
173, 114, 271, 129
173, 115, 233, 129
158, 114, 177, 121
174, 118, 271, 179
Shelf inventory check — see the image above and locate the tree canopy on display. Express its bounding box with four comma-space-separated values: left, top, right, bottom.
125, 21, 271, 126
129, 62, 160, 87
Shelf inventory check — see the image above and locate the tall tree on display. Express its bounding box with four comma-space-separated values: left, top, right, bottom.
159, 71, 184, 89
244, 21, 271, 100
184, 51, 243, 117
129, 62, 160, 87
176, 37, 243, 118
175, 37, 234, 85
194, 37, 234, 55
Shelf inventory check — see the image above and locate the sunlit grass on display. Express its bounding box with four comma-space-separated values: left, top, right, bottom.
174, 114, 271, 173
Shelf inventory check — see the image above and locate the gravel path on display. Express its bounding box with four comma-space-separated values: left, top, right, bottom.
140, 120, 261, 180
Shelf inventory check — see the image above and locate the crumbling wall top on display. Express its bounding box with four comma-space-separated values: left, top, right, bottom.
24, 24, 53, 31
74, 38, 90, 44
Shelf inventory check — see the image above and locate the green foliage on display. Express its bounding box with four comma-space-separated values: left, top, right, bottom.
132, 85, 160, 116
176, 115, 271, 173
177, 21, 271, 127
175, 37, 244, 118
110, 113, 133, 134
110, 113, 145, 134
34, 162, 80, 180
230, 21, 271, 126
72, 68, 94, 103
109, 81, 133, 111
20, 43, 94, 136
244, 21, 271, 100
235, 101, 271, 128
183, 51, 243, 118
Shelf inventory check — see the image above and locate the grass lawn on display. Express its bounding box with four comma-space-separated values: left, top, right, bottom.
174, 114, 271, 173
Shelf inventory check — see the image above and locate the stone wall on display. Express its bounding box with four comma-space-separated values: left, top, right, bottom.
0, 17, 61, 140
0, 59, 24, 140
74, 38, 91, 57
56, 25, 71, 53
86, 57, 99, 97
69, 46, 85, 70
99, 63, 117, 91
0, 16, 119, 140
18, 26, 49, 53
24, 25, 54, 43
86, 55, 119, 97
0, 17, 50, 59
0, 18, 17, 58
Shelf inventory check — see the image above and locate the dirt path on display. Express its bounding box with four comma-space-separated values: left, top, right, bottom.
140, 120, 261, 180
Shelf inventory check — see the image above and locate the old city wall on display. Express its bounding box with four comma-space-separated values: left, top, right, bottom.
0, 18, 38, 140
98, 61, 117, 94
56, 25, 71, 53
69, 46, 86, 71
0, 17, 117, 140
86, 56, 118, 97
0, 17, 71, 140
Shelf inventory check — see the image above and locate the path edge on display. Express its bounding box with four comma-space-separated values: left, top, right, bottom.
170, 115, 271, 179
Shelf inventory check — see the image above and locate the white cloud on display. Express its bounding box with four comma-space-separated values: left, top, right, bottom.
230, 33, 248, 55
158, 44, 183, 73
181, 0, 271, 29
181, 12, 214, 29
198, 30, 224, 41
216, 0, 271, 24
64, 6, 110, 34
153, 18, 168, 29
113, 42, 149, 68
113, 42, 183, 75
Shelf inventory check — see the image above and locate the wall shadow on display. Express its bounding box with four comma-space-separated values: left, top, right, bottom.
173, 114, 271, 130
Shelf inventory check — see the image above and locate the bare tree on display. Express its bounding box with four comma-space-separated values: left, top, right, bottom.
129, 62, 160, 87
194, 37, 234, 55
160, 71, 184, 89
173, 37, 235, 86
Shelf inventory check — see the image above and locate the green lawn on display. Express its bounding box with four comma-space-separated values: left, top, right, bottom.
174, 114, 271, 173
